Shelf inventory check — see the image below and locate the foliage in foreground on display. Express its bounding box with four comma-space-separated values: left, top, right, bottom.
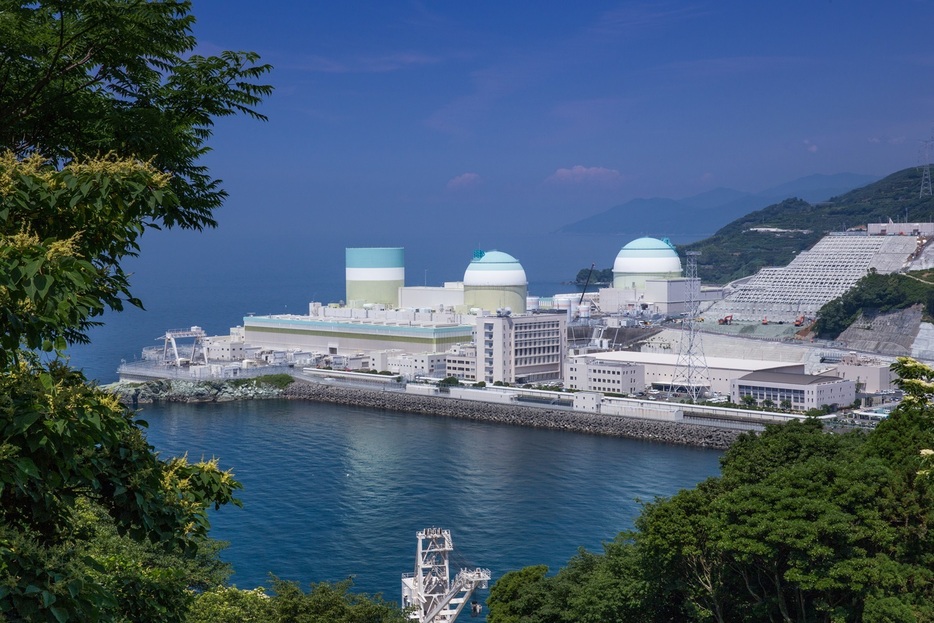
487, 357, 934, 623
187, 578, 408, 623
0, 1, 272, 619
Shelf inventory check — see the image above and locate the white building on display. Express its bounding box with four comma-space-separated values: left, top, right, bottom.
596, 236, 723, 316
387, 352, 449, 380
564, 357, 645, 395
475, 313, 566, 385
442, 313, 566, 385
203, 331, 245, 362
578, 351, 797, 395
828, 354, 896, 394
445, 344, 478, 382
345, 247, 405, 308
731, 370, 856, 411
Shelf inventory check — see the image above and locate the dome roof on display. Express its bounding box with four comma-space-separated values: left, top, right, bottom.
613, 237, 682, 275
463, 250, 528, 287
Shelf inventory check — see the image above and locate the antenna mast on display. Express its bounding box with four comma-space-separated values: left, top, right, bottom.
920, 137, 933, 198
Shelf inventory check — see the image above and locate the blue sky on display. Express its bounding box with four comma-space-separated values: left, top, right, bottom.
72, 1, 934, 377
133, 1, 934, 284
188, 1, 934, 239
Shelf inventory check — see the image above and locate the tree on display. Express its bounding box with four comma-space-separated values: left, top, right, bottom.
187, 578, 408, 623
0, 2, 272, 620
487, 565, 551, 623
487, 359, 934, 622
0, 0, 273, 230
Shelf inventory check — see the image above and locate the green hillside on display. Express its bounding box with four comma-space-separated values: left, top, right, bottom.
683, 167, 934, 284
813, 270, 934, 339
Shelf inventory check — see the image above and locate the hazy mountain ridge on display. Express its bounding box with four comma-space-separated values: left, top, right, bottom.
683, 167, 934, 284
558, 172, 879, 237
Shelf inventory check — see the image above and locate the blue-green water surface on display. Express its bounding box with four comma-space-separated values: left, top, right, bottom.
141, 399, 722, 613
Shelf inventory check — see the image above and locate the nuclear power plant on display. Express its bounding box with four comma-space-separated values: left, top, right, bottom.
121, 222, 932, 424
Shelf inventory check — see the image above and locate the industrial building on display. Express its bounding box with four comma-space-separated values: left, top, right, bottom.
572, 351, 797, 395
243, 306, 474, 355
830, 353, 896, 394
596, 237, 722, 316
119, 226, 916, 422
346, 247, 405, 308
564, 357, 644, 395
731, 369, 856, 411
463, 250, 528, 314
240, 247, 565, 385
441, 313, 568, 385
476, 312, 566, 384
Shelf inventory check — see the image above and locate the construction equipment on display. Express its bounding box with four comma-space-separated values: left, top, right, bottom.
794, 315, 806, 327
717, 314, 733, 325
578, 262, 595, 306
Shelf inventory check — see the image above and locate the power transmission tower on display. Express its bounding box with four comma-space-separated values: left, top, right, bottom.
920, 139, 933, 198
671, 252, 710, 402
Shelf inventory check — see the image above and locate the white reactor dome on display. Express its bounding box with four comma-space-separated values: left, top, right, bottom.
613, 237, 682, 275
463, 250, 528, 287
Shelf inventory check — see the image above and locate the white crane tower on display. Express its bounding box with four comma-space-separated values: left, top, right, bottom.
401, 528, 491, 622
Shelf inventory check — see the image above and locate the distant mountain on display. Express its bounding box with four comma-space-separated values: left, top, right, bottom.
682, 167, 934, 284
557, 172, 880, 237
757, 172, 879, 204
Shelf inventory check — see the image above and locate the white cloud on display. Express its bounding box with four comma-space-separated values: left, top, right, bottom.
447, 172, 481, 190
547, 165, 622, 184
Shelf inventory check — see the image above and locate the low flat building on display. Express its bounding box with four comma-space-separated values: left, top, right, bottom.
243, 304, 475, 355
829, 355, 896, 394
731, 369, 856, 411
388, 352, 449, 380
578, 351, 798, 395
564, 357, 644, 395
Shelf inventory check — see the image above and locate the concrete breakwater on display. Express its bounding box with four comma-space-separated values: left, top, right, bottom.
105, 378, 741, 449
283, 382, 741, 449
104, 378, 286, 405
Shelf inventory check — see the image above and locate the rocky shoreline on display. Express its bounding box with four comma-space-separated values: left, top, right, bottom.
103, 378, 287, 405
104, 378, 742, 449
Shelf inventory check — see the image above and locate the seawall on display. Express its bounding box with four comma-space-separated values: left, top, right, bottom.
282, 382, 740, 449
104, 378, 742, 450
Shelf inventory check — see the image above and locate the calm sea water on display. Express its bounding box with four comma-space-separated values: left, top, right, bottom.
62, 230, 721, 619
140, 399, 722, 614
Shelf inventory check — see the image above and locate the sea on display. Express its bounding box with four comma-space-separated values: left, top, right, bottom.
64, 227, 721, 617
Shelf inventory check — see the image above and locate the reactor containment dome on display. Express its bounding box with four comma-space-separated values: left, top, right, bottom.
613, 237, 683, 290
463, 250, 528, 313
346, 247, 405, 308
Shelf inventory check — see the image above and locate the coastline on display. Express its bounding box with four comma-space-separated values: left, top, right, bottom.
283, 381, 741, 449
105, 378, 742, 450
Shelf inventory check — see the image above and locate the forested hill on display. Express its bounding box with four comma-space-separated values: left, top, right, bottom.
683, 166, 934, 284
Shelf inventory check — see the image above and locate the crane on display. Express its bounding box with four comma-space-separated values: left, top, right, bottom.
578, 262, 596, 306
